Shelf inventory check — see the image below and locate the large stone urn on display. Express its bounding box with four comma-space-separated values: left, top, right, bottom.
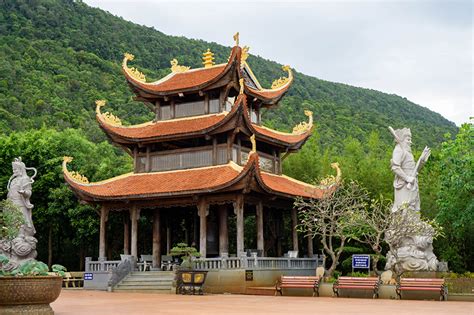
0, 276, 62, 314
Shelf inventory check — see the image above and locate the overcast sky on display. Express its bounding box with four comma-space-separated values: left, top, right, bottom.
84, 0, 472, 126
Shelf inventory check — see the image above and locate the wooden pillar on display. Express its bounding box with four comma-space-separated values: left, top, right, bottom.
234, 195, 244, 255
291, 207, 299, 253
123, 214, 130, 255
307, 235, 314, 258
152, 210, 161, 269
212, 137, 217, 165
256, 201, 264, 255
198, 199, 209, 257
166, 224, 171, 254
276, 210, 283, 257
218, 205, 228, 256
99, 206, 109, 259
130, 206, 141, 259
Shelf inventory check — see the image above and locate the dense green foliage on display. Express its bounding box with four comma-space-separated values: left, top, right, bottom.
0, 0, 456, 148
0, 0, 469, 272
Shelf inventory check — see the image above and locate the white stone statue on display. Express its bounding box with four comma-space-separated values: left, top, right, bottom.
0, 157, 38, 270
385, 127, 439, 272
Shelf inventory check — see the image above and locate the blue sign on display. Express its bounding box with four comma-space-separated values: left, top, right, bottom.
352, 255, 370, 269
84, 273, 93, 280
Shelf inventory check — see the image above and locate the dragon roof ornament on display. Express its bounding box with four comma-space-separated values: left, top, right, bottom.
318, 162, 342, 188
170, 58, 190, 73
123, 53, 146, 82
95, 100, 122, 126
63, 156, 89, 184
271, 65, 292, 89
292, 110, 313, 134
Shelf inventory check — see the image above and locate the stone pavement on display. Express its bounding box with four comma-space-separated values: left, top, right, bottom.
51, 290, 473, 315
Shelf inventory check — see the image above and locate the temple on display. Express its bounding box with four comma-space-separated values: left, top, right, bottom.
63, 34, 329, 268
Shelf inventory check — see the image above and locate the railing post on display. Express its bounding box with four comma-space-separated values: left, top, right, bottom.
85, 257, 92, 272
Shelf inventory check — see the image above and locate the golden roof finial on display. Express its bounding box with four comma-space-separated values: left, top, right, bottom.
318, 162, 342, 188
239, 78, 244, 95
241, 46, 250, 65
233, 32, 239, 46
170, 58, 190, 73
250, 134, 256, 153
271, 65, 292, 89
95, 99, 122, 127
292, 109, 314, 134
202, 49, 215, 68
62, 156, 89, 184
122, 53, 146, 82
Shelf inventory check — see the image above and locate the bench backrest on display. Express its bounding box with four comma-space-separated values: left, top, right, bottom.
281, 276, 320, 283
70, 271, 84, 278
161, 255, 173, 262
140, 254, 153, 262
337, 277, 379, 284
399, 278, 444, 286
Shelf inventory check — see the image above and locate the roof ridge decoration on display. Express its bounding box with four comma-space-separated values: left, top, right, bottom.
292, 110, 313, 134
271, 65, 293, 90
123, 53, 146, 82
63, 156, 89, 184
202, 49, 215, 68
318, 162, 342, 188
250, 134, 256, 152
241, 46, 250, 66
170, 58, 190, 73
96, 100, 122, 127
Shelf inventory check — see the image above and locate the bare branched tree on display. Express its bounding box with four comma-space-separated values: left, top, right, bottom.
295, 181, 369, 277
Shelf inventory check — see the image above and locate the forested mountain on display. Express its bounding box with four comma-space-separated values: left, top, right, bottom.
0, 0, 457, 148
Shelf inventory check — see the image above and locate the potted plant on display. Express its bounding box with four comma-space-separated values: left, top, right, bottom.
170, 242, 207, 295
0, 200, 65, 314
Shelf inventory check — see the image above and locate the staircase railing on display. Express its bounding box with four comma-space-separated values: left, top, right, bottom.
107, 257, 133, 290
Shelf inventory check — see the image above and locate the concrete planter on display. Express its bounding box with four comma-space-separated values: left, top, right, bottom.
0, 276, 62, 314
176, 270, 208, 295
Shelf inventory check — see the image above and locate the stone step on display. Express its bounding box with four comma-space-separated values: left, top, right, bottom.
116, 282, 173, 288
130, 271, 175, 276
121, 276, 174, 281
119, 280, 173, 287
113, 288, 174, 294
121, 278, 174, 283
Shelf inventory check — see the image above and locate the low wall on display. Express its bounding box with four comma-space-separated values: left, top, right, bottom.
83, 271, 112, 290
204, 269, 315, 294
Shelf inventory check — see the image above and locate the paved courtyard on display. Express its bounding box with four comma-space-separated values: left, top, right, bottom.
51, 290, 473, 315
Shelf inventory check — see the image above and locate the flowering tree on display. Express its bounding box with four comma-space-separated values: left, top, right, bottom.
295, 181, 368, 277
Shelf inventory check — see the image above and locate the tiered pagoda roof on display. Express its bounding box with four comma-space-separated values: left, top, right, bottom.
63, 152, 324, 202
96, 94, 313, 150
64, 34, 327, 203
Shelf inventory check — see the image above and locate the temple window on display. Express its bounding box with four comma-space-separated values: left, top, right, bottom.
160, 105, 172, 120
175, 100, 206, 118
209, 98, 220, 114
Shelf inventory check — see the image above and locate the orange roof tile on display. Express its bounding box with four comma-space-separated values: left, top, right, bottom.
123, 47, 240, 94
260, 172, 323, 199
66, 164, 242, 199
252, 124, 311, 145
98, 113, 228, 141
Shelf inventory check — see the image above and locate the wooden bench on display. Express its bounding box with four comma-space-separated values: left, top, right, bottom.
333, 276, 381, 298
397, 278, 447, 301
275, 276, 321, 297
62, 272, 84, 288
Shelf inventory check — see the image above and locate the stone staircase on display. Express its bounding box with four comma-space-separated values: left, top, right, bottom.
113, 271, 175, 293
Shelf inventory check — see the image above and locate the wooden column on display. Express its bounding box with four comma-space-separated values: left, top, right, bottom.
99, 206, 109, 259
123, 214, 130, 255
198, 199, 209, 257
291, 207, 299, 253
275, 210, 283, 257
307, 235, 314, 258
234, 195, 244, 255
130, 206, 141, 259
152, 210, 161, 269
218, 205, 228, 256
256, 201, 264, 255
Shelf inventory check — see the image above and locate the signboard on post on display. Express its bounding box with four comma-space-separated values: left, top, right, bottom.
352, 255, 370, 272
